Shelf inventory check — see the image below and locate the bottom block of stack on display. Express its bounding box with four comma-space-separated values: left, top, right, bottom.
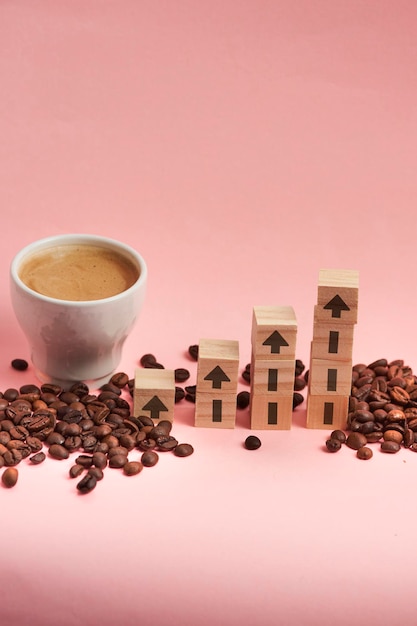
250, 394, 293, 430
306, 394, 349, 430
194, 393, 237, 428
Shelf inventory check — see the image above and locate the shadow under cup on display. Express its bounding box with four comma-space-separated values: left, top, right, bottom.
10, 234, 147, 389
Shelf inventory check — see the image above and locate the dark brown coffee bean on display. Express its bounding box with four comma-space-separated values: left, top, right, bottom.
140, 353, 157, 366
295, 359, 305, 377
242, 369, 251, 383
174, 368, 190, 383
237, 391, 250, 409
293, 393, 304, 409
69, 464, 85, 479
383, 430, 403, 444
188, 345, 199, 361
108, 454, 128, 468
381, 440, 401, 453
157, 436, 178, 451
46, 432, 65, 446
11, 358, 28, 371
366, 431, 383, 443
175, 387, 185, 403
29, 451, 46, 465
174, 443, 194, 457
404, 428, 414, 448
49, 444, 69, 460
74, 454, 93, 468
76, 473, 97, 494
3, 449, 23, 466
88, 467, 104, 481
123, 461, 143, 476
346, 432, 367, 450
109, 372, 129, 388
3, 388, 19, 402
325, 438, 341, 452
92, 452, 108, 469
141, 450, 159, 467
356, 446, 373, 460
330, 430, 346, 443
2, 467, 18, 487
294, 377, 306, 391
244, 436, 261, 451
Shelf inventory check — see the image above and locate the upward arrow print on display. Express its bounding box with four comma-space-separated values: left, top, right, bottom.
262, 330, 289, 354
323, 295, 350, 318
204, 366, 230, 389
142, 396, 168, 420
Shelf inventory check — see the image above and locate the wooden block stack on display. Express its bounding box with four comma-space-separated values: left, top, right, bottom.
194, 338, 239, 428
306, 269, 359, 429
134, 368, 175, 422
250, 305, 297, 430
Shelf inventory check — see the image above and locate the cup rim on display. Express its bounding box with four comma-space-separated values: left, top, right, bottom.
10, 234, 147, 306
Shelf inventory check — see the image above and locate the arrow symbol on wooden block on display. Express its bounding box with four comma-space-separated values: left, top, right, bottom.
323, 295, 350, 318
262, 330, 289, 354
204, 366, 230, 389
142, 396, 168, 420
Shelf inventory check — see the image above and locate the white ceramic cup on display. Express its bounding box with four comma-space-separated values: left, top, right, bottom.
10, 234, 147, 388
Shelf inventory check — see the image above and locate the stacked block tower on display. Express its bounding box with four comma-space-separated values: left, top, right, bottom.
306, 269, 359, 429
194, 338, 239, 428
250, 305, 297, 430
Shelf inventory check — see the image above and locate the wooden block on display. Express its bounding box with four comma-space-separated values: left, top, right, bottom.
311, 319, 355, 361
308, 358, 353, 396
315, 269, 359, 324
194, 392, 236, 428
251, 358, 296, 395
196, 338, 239, 394
251, 305, 297, 360
306, 394, 349, 430
250, 394, 293, 430
133, 368, 175, 422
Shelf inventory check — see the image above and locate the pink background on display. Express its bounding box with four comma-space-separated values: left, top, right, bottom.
1, 2, 417, 625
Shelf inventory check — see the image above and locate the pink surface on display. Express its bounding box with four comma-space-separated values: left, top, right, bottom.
1, 2, 417, 625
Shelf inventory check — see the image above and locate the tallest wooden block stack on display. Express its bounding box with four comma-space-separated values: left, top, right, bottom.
306, 269, 359, 430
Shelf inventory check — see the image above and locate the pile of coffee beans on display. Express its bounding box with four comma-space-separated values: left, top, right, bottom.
0, 372, 194, 493
325, 358, 417, 459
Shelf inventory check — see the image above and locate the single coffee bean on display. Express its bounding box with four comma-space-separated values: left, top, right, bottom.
3, 388, 19, 401
76, 472, 97, 494
237, 391, 250, 409
174, 368, 190, 383
11, 359, 28, 371
109, 372, 129, 388
69, 464, 85, 479
295, 359, 305, 377
383, 430, 403, 444
381, 440, 401, 454
244, 436, 261, 451
293, 393, 304, 409
140, 353, 157, 366
174, 443, 194, 457
294, 377, 306, 391
92, 452, 107, 469
123, 461, 143, 476
175, 387, 185, 403
325, 438, 341, 452
2, 467, 18, 488
157, 436, 178, 451
157, 420, 173, 434
330, 430, 347, 444
29, 451, 46, 464
48, 444, 70, 460
404, 428, 414, 448
357, 446, 373, 460
346, 432, 367, 450
188, 345, 199, 361
108, 454, 128, 468
141, 450, 159, 467
88, 467, 104, 481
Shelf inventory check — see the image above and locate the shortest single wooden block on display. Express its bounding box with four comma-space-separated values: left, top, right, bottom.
133, 368, 175, 422
250, 394, 293, 430
194, 392, 237, 429
306, 394, 349, 430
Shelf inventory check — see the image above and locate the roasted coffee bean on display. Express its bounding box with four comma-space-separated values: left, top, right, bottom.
174, 368, 190, 383
2, 467, 18, 487
237, 391, 250, 409
244, 436, 262, 451
383, 430, 403, 444
76, 472, 97, 494
109, 372, 129, 388
92, 452, 107, 469
69, 464, 85, 478
140, 353, 157, 366
108, 454, 128, 468
295, 359, 305, 377
175, 387, 185, 403
88, 467, 104, 481
29, 451, 46, 465
3, 388, 19, 402
48, 444, 69, 460
404, 428, 414, 448
26, 436, 43, 452
188, 345, 199, 361
75, 455, 93, 468
357, 446, 373, 460
138, 438, 156, 451
123, 461, 143, 476
46, 432, 65, 446
174, 443, 194, 457
242, 368, 251, 383
0, 432, 11, 446
325, 438, 341, 452
3, 449, 23, 466
157, 436, 178, 451
141, 450, 159, 467
64, 436, 82, 452
381, 441, 401, 454
366, 431, 383, 443
293, 392, 304, 409
157, 420, 173, 434
294, 377, 306, 391
11, 358, 28, 371
346, 432, 367, 450
330, 430, 347, 444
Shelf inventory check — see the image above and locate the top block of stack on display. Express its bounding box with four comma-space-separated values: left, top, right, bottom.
252, 306, 297, 360
315, 269, 359, 324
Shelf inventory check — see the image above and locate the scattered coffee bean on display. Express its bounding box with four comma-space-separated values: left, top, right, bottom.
48, 444, 70, 460
244, 436, 261, 450
174, 368, 190, 383
69, 464, 85, 478
11, 359, 29, 371
357, 446, 373, 460
188, 345, 199, 361
346, 432, 368, 450
2, 467, 18, 488
237, 391, 250, 409
76, 472, 97, 494
175, 387, 185, 403
330, 430, 347, 444
29, 451, 46, 465
174, 443, 194, 457
293, 392, 304, 409
325, 438, 341, 452
123, 461, 143, 476
141, 450, 159, 467
381, 440, 401, 454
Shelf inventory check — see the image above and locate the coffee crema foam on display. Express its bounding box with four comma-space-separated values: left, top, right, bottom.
19, 244, 140, 301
